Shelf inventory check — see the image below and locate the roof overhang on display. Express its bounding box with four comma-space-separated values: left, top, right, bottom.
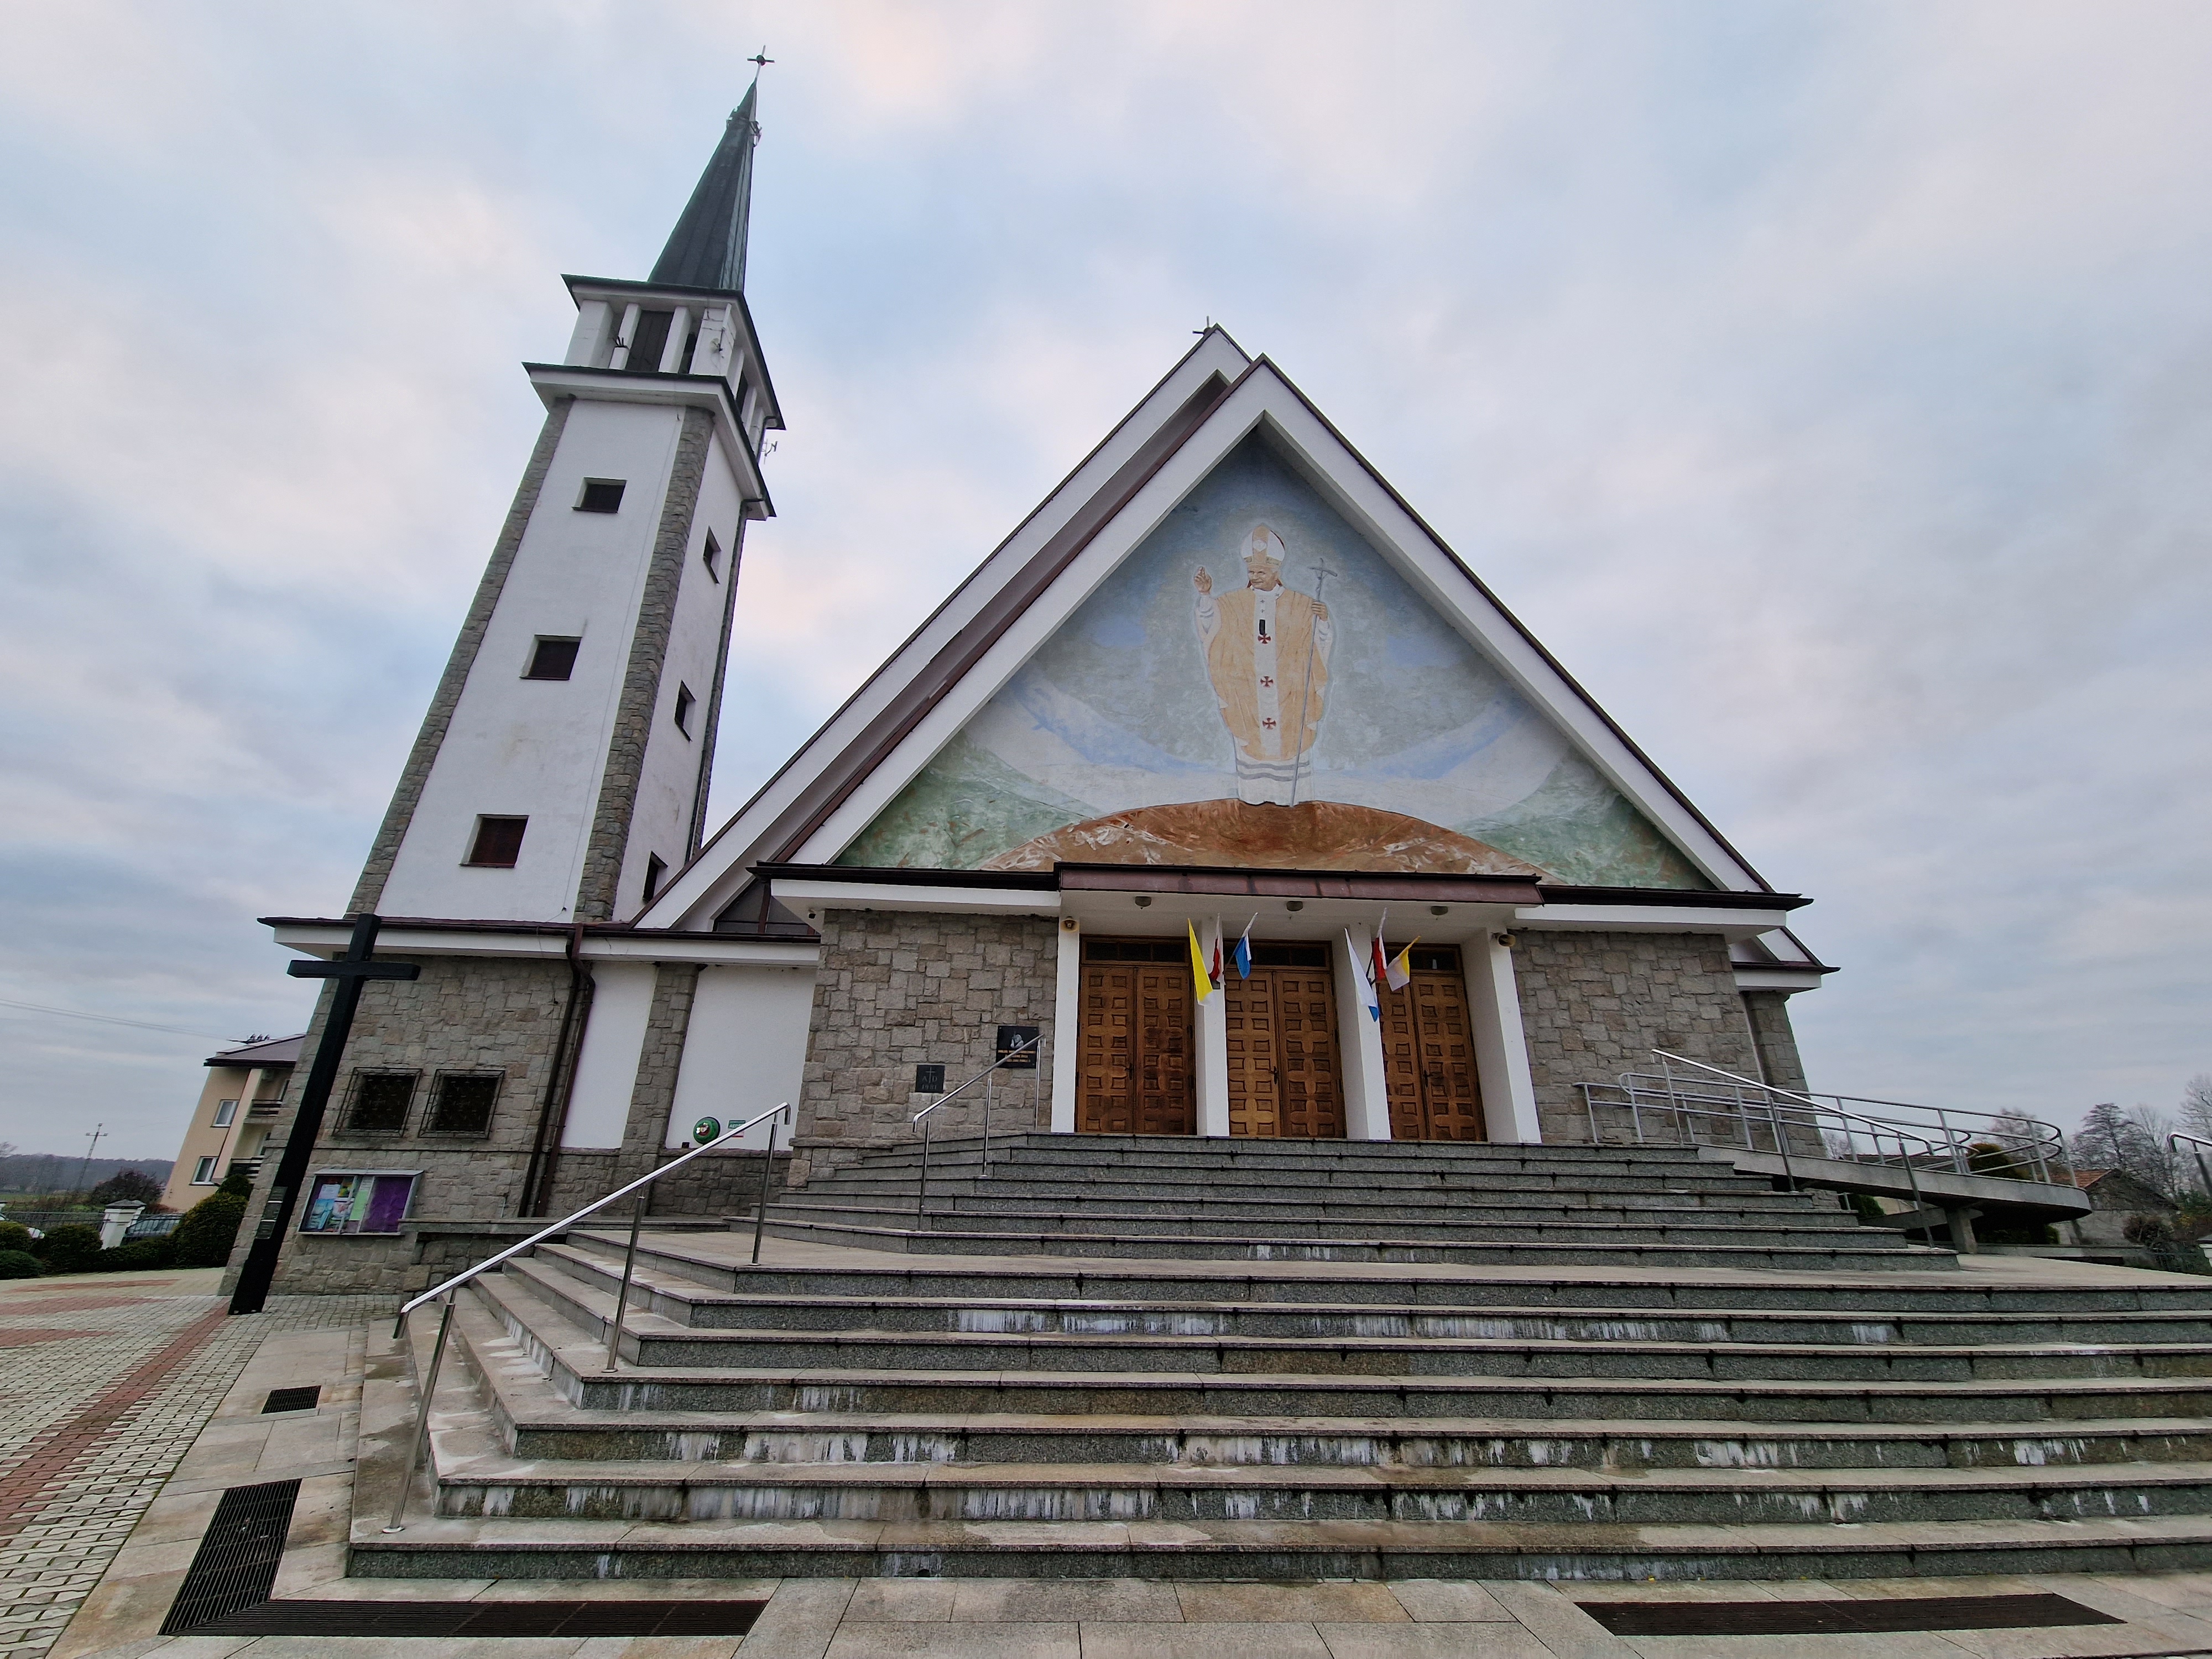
640, 328, 1793, 940
522, 363, 772, 518
264, 916, 815, 968
560, 273, 783, 432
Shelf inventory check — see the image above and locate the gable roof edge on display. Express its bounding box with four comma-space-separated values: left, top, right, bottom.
1246, 356, 1775, 894
644, 328, 1254, 928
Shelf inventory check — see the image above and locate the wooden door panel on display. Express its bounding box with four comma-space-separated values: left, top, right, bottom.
1223, 978, 1278, 1138
1227, 966, 1344, 1139
1079, 954, 1194, 1135
1380, 966, 1485, 1141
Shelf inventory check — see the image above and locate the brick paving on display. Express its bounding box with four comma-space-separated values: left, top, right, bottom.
0, 1269, 383, 1659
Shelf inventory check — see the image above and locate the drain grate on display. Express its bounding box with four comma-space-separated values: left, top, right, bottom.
159, 1479, 300, 1635
260, 1385, 321, 1413
1579, 1593, 2124, 1637
189, 1599, 765, 1637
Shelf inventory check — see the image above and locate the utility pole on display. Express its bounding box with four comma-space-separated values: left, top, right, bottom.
72, 1124, 103, 1205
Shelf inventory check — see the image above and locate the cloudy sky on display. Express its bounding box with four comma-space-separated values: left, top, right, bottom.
2, 1, 2208, 1159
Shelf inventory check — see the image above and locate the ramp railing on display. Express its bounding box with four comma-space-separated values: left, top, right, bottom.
1580, 1051, 2067, 1193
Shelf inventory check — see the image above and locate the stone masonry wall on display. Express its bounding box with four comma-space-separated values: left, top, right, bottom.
1741, 990, 1810, 1094
1512, 929, 1762, 1145
791, 909, 1058, 1186
223, 954, 579, 1296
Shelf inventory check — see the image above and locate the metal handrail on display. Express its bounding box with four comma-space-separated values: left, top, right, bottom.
1588, 1077, 1938, 1220
381, 1098, 790, 1533
1657, 1055, 2066, 1185
1580, 1051, 1981, 1230
1638, 1050, 2065, 1187
2171, 1133, 2212, 1198
912, 1034, 1043, 1221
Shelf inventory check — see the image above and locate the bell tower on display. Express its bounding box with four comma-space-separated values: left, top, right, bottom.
352, 88, 781, 925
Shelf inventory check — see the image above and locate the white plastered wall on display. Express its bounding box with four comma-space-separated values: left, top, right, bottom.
1196, 983, 1230, 1138
382, 401, 687, 922
665, 965, 815, 1149
560, 961, 658, 1148
1051, 918, 1081, 1133
614, 427, 752, 920
1468, 935, 1542, 1143
1333, 928, 1393, 1141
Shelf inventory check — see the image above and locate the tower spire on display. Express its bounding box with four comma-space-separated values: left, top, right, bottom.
650, 82, 760, 293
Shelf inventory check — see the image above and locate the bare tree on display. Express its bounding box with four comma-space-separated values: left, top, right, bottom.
2180, 1075, 2212, 1142
2072, 1103, 2174, 1197
2129, 1104, 2183, 1197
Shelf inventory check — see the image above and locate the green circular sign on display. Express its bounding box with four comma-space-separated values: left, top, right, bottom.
692, 1117, 722, 1142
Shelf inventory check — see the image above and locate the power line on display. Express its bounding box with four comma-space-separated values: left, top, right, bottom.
0, 997, 252, 1044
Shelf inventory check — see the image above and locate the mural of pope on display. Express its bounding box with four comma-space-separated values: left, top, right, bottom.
1194, 523, 1333, 805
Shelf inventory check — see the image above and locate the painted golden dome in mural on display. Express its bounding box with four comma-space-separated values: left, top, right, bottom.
979, 799, 1548, 877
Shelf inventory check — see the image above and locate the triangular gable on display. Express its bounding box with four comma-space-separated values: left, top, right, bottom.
649, 336, 1768, 928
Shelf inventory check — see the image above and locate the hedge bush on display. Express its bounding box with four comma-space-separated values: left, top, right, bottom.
171, 1192, 248, 1268
0, 1250, 41, 1279
0, 1221, 33, 1254
96, 1239, 176, 1272
34, 1225, 103, 1274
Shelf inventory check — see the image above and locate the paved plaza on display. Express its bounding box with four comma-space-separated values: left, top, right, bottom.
12, 1262, 2212, 1657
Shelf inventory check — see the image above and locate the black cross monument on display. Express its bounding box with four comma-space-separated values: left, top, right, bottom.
229, 913, 420, 1314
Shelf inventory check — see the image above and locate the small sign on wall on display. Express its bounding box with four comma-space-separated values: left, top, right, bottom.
915, 1063, 946, 1094
997, 1026, 1041, 1069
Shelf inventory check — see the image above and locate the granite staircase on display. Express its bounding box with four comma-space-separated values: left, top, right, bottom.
758, 1134, 1949, 1271
351, 1138, 2212, 1583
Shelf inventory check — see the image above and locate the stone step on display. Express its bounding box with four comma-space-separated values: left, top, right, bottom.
839, 1138, 1746, 1178
348, 1507, 2212, 1583
469, 1271, 2212, 1425
559, 1234, 2205, 1316
504, 1408, 2212, 1474
460, 1305, 2212, 1472
749, 1213, 1954, 1271
768, 1197, 1877, 1241
779, 1186, 1839, 1224
528, 1246, 2212, 1345
430, 1441, 2212, 1531
427, 1297, 2212, 1538
807, 1162, 1775, 1195
487, 1267, 2212, 1387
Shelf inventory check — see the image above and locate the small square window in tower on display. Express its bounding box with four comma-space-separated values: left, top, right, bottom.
426, 1073, 500, 1136
524, 637, 580, 680
345, 1072, 416, 1137
643, 853, 667, 902
576, 478, 626, 513
673, 684, 695, 735
702, 529, 722, 580
466, 816, 527, 867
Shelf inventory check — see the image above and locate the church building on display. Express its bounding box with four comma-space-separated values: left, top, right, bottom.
238, 92, 1831, 1295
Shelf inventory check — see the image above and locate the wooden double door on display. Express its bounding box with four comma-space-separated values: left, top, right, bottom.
1379, 946, 1486, 1141
1078, 940, 1195, 1135
1224, 945, 1345, 1139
